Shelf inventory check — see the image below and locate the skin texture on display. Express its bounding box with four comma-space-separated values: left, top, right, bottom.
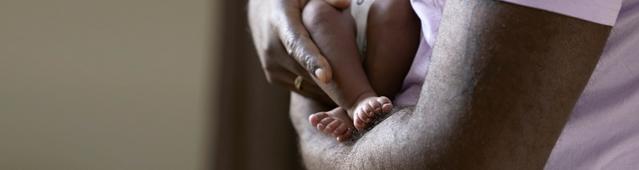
365, 0, 420, 98
248, 0, 333, 104
286, 0, 612, 169
302, 0, 389, 117
302, 0, 420, 139
246, 0, 369, 105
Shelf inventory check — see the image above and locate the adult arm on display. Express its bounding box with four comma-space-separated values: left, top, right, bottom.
290, 0, 612, 169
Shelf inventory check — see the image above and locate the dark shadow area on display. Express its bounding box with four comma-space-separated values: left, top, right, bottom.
211, 0, 304, 169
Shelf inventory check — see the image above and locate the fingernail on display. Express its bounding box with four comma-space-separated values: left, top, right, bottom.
315, 68, 328, 83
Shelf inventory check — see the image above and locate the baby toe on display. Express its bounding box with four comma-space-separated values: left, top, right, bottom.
336, 128, 353, 142
323, 120, 341, 133
354, 117, 366, 130
317, 117, 333, 130
368, 99, 381, 110
378, 96, 391, 104
332, 124, 347, 136
362, 105, 372, 116
382, 103, 393, 113
317, 123, 325, 131
377, 97, 393, 113
358, 110, 371, 123
309, 112, 328, 126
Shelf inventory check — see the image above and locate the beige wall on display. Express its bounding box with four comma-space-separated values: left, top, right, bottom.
0, 0, 217, 169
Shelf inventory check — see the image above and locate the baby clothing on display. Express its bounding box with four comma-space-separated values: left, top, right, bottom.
350, 0, 375, 56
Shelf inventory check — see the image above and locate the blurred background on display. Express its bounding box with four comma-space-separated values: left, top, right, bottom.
0, 0, 300, 169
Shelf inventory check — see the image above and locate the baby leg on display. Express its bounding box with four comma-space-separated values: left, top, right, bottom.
365, 0, 421, 98
302, 0, 392, 138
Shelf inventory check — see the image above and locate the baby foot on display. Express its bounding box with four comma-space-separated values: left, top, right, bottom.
309, 107, 355, 142
352, 96, 393, 130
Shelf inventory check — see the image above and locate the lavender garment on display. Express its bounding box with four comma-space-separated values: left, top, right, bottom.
394, 0, 639, 169
501, 0, 623, 26
394, 0, 443, 106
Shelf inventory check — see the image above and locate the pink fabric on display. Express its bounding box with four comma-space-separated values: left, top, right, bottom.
544, 1, 639, 169
394, 0, 443, 106
500, 0, 623, 26
396, 0, 639, 169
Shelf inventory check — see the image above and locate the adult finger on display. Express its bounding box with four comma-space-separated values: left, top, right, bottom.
260, 30, 332, 103
277, 5, 333, 84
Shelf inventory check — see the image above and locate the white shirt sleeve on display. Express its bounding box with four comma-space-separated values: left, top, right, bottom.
499, 0, 624, 26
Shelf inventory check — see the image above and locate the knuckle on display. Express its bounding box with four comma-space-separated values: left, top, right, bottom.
280, 30, 300, 57
285, 39, 299, 57
301, 54, 317, 72
280, 39, 321, 72
282, 34, 315, 72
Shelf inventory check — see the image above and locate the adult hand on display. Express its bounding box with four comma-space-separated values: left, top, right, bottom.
248, 0, 349, 104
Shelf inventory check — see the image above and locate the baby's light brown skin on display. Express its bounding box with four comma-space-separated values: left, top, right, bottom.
302, 0, 420, 142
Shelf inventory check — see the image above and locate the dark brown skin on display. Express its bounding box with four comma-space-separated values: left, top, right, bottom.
301, 0, 419, 111
302, 0, 377, 110
301, 0, 420, 138
365, 0, 421, 98
288, 0, 612, 169
248, 0, 334, 104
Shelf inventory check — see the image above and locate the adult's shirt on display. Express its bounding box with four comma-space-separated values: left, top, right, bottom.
394, 0, 639, 169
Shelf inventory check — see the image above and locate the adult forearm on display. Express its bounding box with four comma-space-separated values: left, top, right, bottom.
407, 0, 611, 168
290, 0, 611, 169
